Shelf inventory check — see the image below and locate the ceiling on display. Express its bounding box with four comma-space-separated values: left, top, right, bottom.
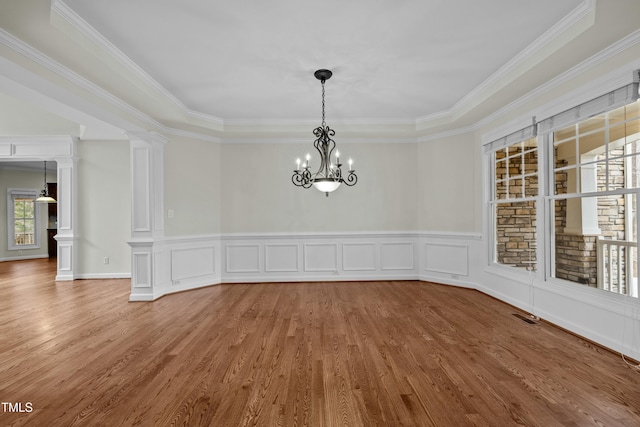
61, 0, 584, 123
0, 161, 57, 173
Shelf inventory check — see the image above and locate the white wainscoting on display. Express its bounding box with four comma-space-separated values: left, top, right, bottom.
265, 244, 299, 272
129, 235, 222, 301
222, 232, 420, 283
127, 231, 485, 299
419, 231, 483, 289
163, 236, 221, 295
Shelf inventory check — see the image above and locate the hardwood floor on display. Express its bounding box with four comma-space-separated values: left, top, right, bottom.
1, 259, 639, 426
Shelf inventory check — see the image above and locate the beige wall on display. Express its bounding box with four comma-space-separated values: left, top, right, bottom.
164, 135, 221, 236
77, 139, 130, 275
220, 142, 418, 233
417, 132, 477, 232
0, 92, 80, 136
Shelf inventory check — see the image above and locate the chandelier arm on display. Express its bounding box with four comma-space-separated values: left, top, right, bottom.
342, 170, 358, 186
292, 168, 313, 188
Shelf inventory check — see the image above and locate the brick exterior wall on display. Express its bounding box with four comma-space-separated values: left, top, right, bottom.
597, 148, 625, 240
495, 148, 537, 271
555, 234, 598, 285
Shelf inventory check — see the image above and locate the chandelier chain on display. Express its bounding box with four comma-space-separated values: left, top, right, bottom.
321, 80, 326, 127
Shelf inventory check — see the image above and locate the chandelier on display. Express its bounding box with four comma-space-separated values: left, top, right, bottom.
35, 161, 56, 203
292, 69, 357, 196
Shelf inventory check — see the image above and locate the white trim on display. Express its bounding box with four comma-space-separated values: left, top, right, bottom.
417, 126, 476, 143
418, 231, 482, 240
223, 230, 420, 240
75, 273, 131, 279
6, 189, 41, 251
220, 136, 419, 144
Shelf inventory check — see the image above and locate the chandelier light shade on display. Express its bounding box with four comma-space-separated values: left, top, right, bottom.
35, 161, 56, 203
292, 69, 357, 196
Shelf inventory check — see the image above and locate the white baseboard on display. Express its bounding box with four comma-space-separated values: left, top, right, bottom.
76, 273, 131, 279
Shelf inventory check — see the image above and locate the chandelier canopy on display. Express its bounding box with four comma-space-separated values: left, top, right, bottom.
292, 69, 357, 196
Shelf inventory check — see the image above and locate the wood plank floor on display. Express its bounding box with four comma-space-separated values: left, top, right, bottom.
1, 259, 639, 426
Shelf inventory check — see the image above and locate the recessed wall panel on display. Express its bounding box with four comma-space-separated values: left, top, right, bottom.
57, 244, 72, 271
424, 243, 468, 276
132, 252, 151, 288
265, 244, 299, 272
343, 243, 376, 271
171, 246, 215, 281
0, 143, 11, 156
226, 244, 260, 273
131, 146, 151, 232
304, 243, 338, 272
381, 242, 415, 270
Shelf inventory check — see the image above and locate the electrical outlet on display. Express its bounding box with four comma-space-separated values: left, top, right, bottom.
103, 257, 109, 265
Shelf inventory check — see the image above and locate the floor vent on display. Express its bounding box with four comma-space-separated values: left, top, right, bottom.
512, 313, 537, 324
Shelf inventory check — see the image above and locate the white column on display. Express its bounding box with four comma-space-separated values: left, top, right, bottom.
564, 155, 601, 235
54, 155, 79, 280
127, 132, 168, 301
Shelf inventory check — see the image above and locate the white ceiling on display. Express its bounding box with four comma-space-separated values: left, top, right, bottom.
62, 0, 583, 123
0, 161, 57, 173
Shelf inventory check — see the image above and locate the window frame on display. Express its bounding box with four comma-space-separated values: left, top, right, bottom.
487, 135, 541, 274
7, 188, 41, 251
485, 93, 640, 298
544, 101, 640, 296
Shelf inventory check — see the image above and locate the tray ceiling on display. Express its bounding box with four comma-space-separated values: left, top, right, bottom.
62, 0, 584, 123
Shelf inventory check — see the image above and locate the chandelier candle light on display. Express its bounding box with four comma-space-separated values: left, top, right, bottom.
292, 69, 357, 196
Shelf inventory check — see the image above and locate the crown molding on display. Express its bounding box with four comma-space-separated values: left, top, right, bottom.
124, 131, 170, 145
0, 26, 225, 142
224, 117, 416, 127
416, 0, 596, 129
220, 136, 419, 144
417, 125, 476, 143
51, 0, 224, 130
479, 29, 640, 144
0, 27, 164, 133
163, 127, 222, 143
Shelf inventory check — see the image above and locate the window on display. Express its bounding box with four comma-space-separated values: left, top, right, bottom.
548, 100, 640, 297
7, 189, 40, 250
486, 80, 640, 298
487, 127, 539, 272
